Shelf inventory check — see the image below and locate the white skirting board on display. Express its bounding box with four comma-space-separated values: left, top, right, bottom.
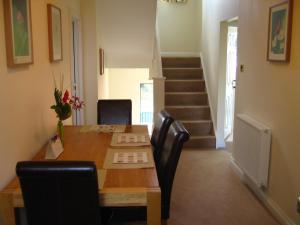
230, 158, 297, 225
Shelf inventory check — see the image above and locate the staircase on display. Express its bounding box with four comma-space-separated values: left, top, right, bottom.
162, 57, 216, 148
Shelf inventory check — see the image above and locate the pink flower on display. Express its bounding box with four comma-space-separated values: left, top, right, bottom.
70, 96, 84, 110
62, 90, 69, 103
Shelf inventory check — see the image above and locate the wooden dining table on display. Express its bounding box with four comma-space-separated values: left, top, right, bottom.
0, 125, 161, 225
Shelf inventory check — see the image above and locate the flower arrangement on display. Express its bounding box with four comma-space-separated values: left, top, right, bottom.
51, 75, 84, 144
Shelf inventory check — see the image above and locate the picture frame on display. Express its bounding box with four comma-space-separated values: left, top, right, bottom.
3, 0, 34, 67
47, 4, 63, 62
99, 48, 104, 75
267, 0, 293, 62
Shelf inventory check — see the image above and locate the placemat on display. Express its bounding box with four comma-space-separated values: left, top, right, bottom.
80, 125, 126, 133
103, 148, 155, 169
110, 133, 150, 147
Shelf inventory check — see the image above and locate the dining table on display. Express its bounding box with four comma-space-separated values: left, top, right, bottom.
0, 125, 161, 225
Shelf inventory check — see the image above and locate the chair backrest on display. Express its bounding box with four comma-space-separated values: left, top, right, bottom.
16, 161, 101, 225
97, 99, 132, 125
151, 110, 174, 164
157, 121, 189, 220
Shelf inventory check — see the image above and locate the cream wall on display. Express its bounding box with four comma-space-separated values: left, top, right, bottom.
0, 0, 80, 189
106, 69, 152, 124
236, 0, 300, 223
97, 0, 157, 68
157, 0, 202, 55
80, 0, 98, 125
203, 0, 300, 223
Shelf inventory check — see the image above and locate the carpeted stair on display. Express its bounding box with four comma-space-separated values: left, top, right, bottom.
162, 57, 216, 148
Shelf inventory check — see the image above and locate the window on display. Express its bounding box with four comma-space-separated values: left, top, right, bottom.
140, 83, 153, 125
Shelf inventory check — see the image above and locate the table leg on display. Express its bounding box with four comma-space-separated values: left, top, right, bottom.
147, 189, 161, 225
0, 193, 16, 225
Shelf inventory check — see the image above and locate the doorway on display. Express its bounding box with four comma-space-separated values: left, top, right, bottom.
224, 25, 238, 140
71, 18, 84, 125
216, 19, 238, 149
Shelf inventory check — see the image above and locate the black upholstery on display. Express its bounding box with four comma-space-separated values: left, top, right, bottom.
110, 121, 189, 223
151, 110, 174, 164
16, 161, 101, 225
97, 99, 132, 125
157, 121, 189, 219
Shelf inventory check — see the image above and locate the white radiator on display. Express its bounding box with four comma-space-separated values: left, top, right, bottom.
233, 114, 271, 188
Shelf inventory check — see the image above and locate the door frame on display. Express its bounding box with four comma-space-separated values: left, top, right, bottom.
70, 17, 85, 125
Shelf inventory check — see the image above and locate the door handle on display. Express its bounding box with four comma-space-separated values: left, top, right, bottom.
232, 80, 236, 89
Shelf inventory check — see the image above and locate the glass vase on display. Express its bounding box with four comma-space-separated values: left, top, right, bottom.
57, 120, 64, 145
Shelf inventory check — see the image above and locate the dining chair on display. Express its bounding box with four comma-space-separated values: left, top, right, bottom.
157, 121, 190, 220
97, 99, 132, 125
16, 161, 102, 225
109, 121, 189, 224
151, 110, 174, 165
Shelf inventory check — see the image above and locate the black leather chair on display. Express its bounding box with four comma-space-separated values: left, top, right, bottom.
110, 121, 189, 223
151, 110, 174, 165
157, 121, 189, 220
97, 99, 132, 125
16, 161, 102, 225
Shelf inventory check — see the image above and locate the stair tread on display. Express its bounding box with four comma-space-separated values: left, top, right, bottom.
165, 79, 204, 82
163, 67, 202, 70
166, 105, 208, 107
181, 120, 212, 123
190, 135, 216, 139
166, 105, 210, 109
165, 92, 207, 95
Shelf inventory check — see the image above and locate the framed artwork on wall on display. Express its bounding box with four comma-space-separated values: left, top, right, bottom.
99, 48, 104, 75
267, 0, 293, 62
47, 4, 63, 62
3, 0, 34, 67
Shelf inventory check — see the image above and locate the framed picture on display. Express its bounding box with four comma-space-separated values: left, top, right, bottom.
3, 0, 34, 67
99, 48, 104, 75
267, 0, 293, 62
47, 4, 63, 62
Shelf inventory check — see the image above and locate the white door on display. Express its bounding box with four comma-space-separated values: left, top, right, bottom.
224, 26, 238, 139
71, 19, 84, 125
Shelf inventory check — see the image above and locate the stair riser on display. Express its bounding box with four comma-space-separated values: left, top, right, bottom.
166, 107, 211, 120
165, 81, 206, 92
162, 57, 216, 149
162, 57, 201, 68
165, 94, 208, 106
185, 138, 216, 148
163, 68, 203, 80
183, 122, 214, 136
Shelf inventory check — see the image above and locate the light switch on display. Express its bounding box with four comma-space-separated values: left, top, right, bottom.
240, 64, 245, 72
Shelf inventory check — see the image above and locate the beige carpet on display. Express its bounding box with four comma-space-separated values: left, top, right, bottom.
168, 149, 280, 225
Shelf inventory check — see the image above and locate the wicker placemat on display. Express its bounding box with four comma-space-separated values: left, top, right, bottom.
110, 133, 150, 147
103, 148, 154, 169
80, 125, 126, 133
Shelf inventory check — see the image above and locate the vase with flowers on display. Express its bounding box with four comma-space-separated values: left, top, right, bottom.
51, 78, 84, 145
